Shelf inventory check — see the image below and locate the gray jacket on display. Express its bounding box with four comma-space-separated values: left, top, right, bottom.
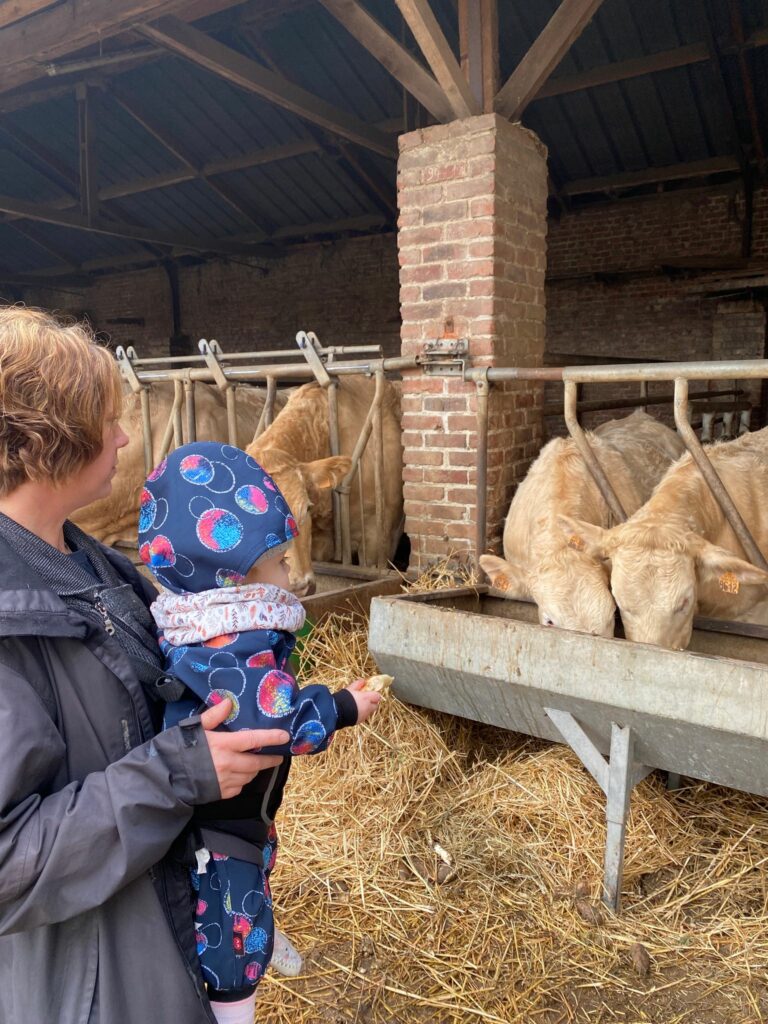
0, 536, 223, 1023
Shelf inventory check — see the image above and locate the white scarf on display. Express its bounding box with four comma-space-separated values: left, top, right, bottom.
152, 583, 306, 646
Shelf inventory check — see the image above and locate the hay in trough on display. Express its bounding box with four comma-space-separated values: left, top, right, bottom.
263, 590, 768, 1023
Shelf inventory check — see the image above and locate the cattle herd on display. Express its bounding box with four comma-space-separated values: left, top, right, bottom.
73, 376, 403, 598
77, 376, 768, 655
482, 411, 768, 651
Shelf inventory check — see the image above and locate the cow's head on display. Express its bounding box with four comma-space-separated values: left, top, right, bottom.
251, 447, 352, 598
557, 514, 768, 650
480, 547, 616, 637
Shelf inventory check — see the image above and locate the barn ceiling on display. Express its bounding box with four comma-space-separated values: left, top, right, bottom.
0, 0, 766, 285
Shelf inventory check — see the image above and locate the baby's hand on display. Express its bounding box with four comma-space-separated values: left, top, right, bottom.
346, 679, 382, 724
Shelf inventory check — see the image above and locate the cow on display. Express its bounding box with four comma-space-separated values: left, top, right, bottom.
247, 375, 403, 597
73, 380, 282, 547
557, 426, 768, 650
479, 410, 684, 637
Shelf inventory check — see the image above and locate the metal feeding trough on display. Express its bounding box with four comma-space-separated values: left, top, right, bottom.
368, 586, 768, 913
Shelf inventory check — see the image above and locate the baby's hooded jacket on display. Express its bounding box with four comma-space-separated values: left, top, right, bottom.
139, 442, 357, 760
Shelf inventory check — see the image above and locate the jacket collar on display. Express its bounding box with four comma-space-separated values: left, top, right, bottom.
0, 533, 89, 640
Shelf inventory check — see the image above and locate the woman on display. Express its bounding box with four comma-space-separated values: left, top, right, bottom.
0, 306, 290, 1023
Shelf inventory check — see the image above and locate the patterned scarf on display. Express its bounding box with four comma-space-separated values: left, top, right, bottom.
151, 583, 306, 647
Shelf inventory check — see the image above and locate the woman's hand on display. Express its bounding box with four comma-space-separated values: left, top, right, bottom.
201, 699, 289, 799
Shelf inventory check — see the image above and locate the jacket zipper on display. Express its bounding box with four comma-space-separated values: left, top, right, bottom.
94, 598, 116, 636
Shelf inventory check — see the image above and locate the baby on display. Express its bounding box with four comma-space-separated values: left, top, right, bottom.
138, 441, 381, 1024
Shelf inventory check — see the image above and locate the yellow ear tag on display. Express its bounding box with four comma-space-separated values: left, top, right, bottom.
719, 571, 740, 594
568, 534, 585, 552
495, 577, 511, 592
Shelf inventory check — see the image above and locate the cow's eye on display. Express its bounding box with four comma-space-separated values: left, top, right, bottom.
673, 598, 690, 614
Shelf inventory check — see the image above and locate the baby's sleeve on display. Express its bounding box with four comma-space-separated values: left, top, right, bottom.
172, 639, 356, 756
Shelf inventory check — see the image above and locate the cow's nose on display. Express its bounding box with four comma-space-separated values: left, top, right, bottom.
293, 579, 316, 598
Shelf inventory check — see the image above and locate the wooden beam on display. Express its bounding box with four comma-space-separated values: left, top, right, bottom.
458, 0, 498, 113
318, 0, 455, 123
536, 26, 768, 101
4, 219, 81, 269
0, 193, 268, 254
562, 156, 741, 196
538, 42, 709, 98
99, 139, 321, 201
729, 0, 766, 170
394, 0, 479, 119
76, 83, 99, 224
137, 16, 396, 158
0, 0, 245, 96
0, 0, 58, 30
109, 88, 272, 236
495, 0, 607, 120
458, 0, 483, 108
0, 122, 79, 197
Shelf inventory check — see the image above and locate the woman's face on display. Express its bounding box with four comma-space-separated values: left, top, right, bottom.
65, 412, 129, 513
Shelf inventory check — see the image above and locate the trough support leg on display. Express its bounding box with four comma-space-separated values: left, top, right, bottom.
666, 772, 683, 791
544, 710, 652, 914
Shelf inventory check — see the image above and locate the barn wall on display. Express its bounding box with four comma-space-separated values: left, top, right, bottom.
24, 184, 767, 375
24, 233, 401, 359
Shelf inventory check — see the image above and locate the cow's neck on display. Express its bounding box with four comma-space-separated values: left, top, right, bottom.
251, 386, 330, 462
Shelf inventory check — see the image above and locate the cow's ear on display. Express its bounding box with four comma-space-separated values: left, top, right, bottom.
479, 554, 531, 599
694, 539, 768, 590
303, 456, 352, 491
555, 515, 609, 561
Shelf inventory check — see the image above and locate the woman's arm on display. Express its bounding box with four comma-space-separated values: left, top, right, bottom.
0, 665, 286, 934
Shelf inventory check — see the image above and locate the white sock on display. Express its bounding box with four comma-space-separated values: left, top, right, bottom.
209, 991, 256, 1024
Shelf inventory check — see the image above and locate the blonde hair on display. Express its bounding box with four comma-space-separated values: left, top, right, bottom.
0, 306, 123, 497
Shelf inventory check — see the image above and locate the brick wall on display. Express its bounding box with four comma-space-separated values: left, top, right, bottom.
24, 233, 401, 359
397, 114, 548, 566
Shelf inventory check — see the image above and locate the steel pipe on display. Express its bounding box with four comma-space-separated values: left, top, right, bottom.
157, 379, 185, 461
373, 370, 386, 569
563, 381, 627, 522
327, 381, 343, 563
338, 369, 387, 566
130, 355, 418, 385
542, 388, 743, 417
184, 377, 196, 442
474, 373, 490, 569
564, 359, 768, 384
673, 378, 768, 571
139, 387, 153, 476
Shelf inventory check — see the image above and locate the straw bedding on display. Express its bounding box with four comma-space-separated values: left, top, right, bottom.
261, 569, 768, 1023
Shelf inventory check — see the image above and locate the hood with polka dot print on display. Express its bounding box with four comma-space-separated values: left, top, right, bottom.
138, 441, 298, 595
138, 441, 358, 758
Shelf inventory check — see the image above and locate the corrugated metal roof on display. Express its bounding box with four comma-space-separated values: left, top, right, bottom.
0, 0, 764, 279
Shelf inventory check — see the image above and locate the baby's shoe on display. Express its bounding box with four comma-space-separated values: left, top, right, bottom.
270, 928, 303, 977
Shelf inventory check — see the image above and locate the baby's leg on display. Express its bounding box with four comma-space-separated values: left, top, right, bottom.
208, 988, 256, 1024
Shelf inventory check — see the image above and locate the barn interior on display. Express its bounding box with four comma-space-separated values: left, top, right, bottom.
4, 4, 768, 1022
1, 0, 767, 569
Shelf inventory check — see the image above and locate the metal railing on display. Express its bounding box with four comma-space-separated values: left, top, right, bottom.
116, 333, 418, 577
467, 359, 768, 575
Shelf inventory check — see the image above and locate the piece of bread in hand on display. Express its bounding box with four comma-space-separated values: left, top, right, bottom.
364, 673, 394, 694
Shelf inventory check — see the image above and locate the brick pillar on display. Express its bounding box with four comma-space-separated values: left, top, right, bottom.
397, 113, 549, 568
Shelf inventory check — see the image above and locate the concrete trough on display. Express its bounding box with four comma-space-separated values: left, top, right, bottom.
368, 586, 768, 911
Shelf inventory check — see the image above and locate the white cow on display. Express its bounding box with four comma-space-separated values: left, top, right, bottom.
558, 426, 768, 649
480, 410, 684, 636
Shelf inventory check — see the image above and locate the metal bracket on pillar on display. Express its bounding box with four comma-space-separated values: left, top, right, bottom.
544, 708, 653, 913
418, 337, 469, 375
